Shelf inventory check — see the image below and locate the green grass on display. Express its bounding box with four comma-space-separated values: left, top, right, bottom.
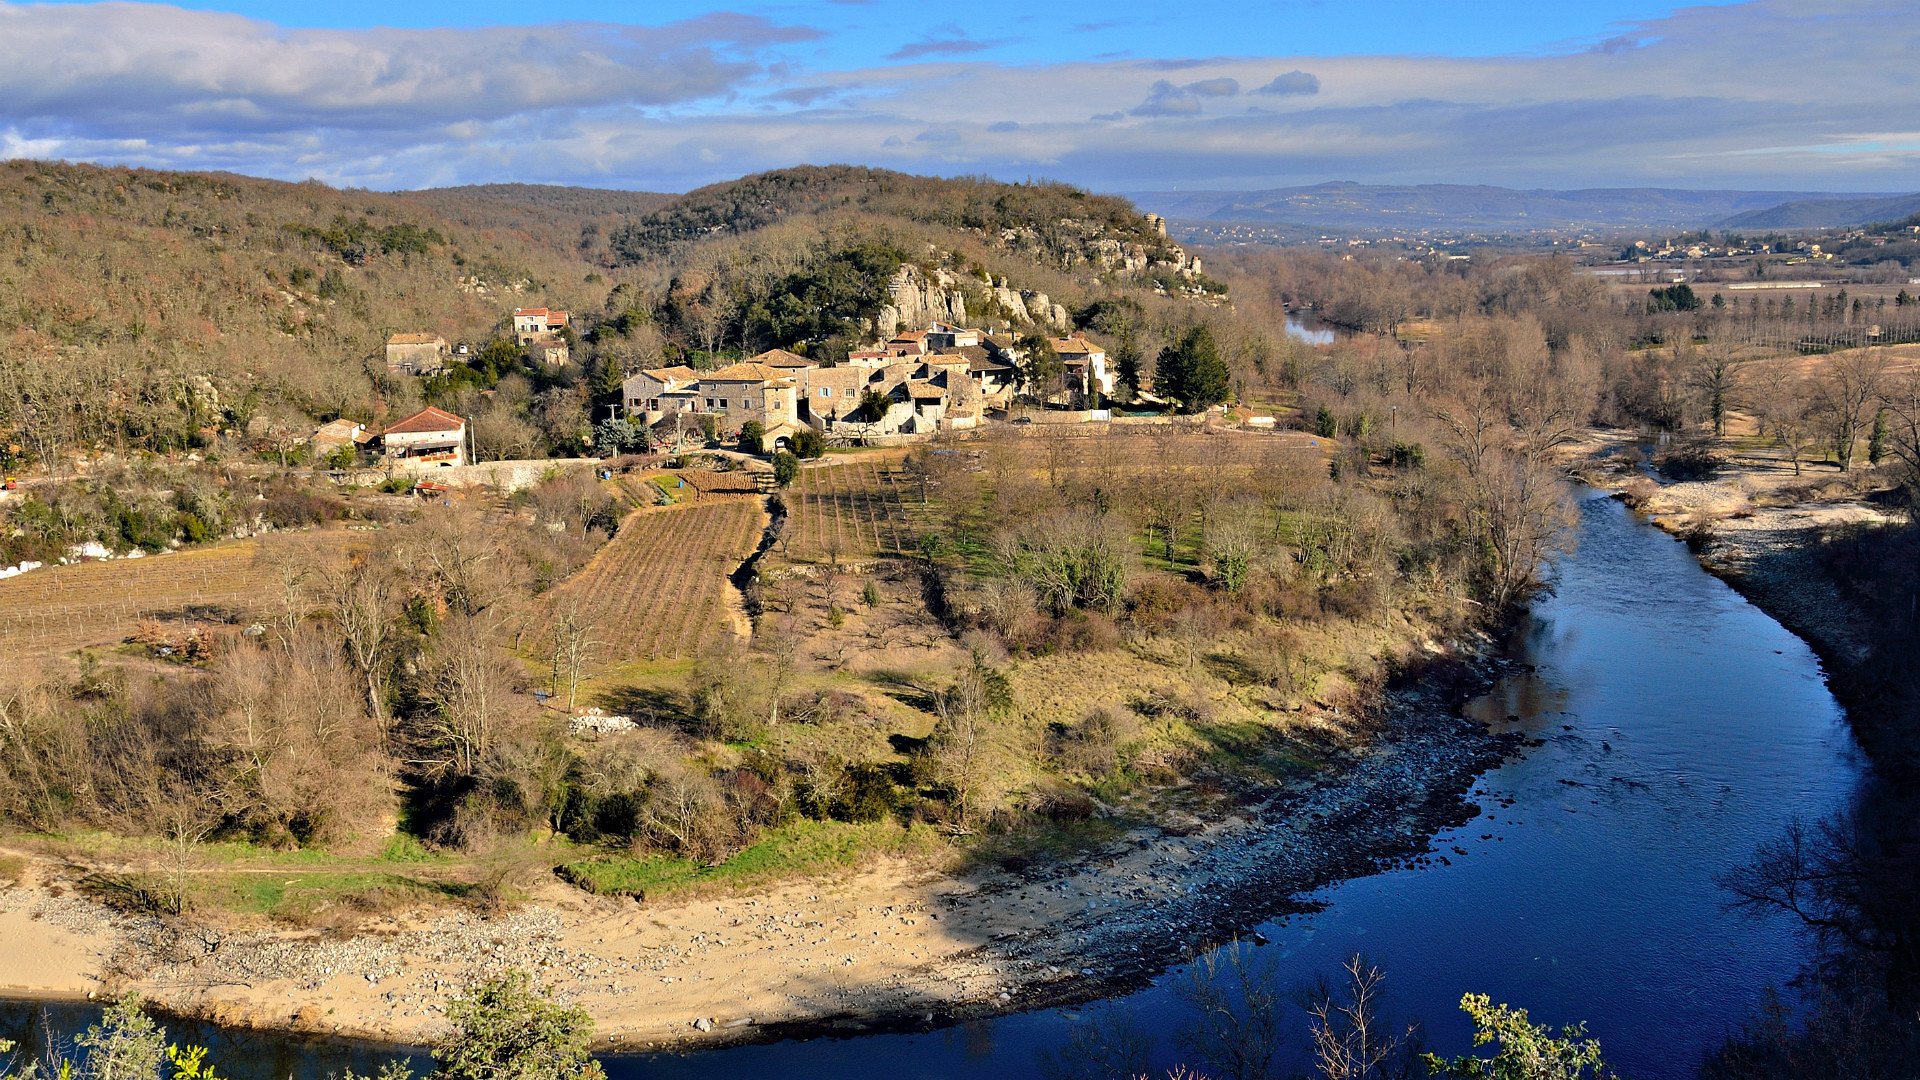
0, 853, 24, 888
181, 870, 471, 918
558, 819, 941, 901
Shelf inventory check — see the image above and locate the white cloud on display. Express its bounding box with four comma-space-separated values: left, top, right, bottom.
4, 0, 1919, 192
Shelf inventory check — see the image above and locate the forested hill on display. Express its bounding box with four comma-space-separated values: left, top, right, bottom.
0, 160, 1215, 468
603, 165, 1174, 261
1716, 191, 1920, 230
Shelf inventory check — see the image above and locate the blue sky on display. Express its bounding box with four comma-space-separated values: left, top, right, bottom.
4, 0, 1916, 194
45, 0, 1744, 60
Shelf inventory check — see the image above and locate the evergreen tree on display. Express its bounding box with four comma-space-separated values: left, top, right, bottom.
1868, 408, 1889, 467
1112, 331, 1142, 396
1017, 332, 1063, 400
1156, 325, 1229, 412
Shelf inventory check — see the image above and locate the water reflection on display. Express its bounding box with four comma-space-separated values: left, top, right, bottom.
3, 494, 1864, 1080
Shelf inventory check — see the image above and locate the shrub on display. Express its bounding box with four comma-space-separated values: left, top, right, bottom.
772, 450, 800, 487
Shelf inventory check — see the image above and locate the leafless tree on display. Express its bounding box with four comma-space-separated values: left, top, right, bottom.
1305, 955, 1420, 1080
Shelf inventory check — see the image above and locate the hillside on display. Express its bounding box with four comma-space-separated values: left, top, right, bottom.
0, 162, 1207, 472
1716, 191, 1920, 230
1133, 182, 1887, 233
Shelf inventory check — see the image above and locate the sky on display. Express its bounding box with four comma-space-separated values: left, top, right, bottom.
3, 0, 1917, 195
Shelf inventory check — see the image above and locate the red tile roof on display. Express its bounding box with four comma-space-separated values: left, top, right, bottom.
384, 406, 466, 435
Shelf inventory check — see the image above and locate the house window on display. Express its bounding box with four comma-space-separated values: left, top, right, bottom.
818, 387, 831, 397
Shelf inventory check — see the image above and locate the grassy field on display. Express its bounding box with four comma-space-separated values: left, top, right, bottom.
557, 818, 942, 902
0, 529, 353, 659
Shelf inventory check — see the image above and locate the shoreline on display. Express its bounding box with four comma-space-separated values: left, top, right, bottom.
0, 647, 1523, 1056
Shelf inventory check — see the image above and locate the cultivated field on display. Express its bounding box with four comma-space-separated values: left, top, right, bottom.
781, 454, 925, 562
0, 531, 351, 659
543, 498, 766, 661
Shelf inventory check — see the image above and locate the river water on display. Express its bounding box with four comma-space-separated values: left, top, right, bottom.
2, 491, 1864, 1079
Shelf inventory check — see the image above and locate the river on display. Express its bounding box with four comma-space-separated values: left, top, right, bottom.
1, 491, 1865, 1079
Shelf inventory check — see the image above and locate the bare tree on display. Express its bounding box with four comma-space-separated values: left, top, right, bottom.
548, 600, 601, 713
319, 552, 403, 723
1816, 350, 1888, 470
1305, 955, 1419, 1080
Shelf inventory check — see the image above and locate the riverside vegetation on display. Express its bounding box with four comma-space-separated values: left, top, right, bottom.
3, 161, 1920, 1074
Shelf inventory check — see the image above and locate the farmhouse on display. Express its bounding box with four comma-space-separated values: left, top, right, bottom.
1052, 332, 1115, 400
381, 406, 468, 467
311, 418, 371, 456
622, 365, 701, 422
512, 307, 570, 344
385, 333, 449, 376
699, 362, 800, 437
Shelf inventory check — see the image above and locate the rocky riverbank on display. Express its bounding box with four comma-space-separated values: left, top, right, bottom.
0, 649, 1521, 1055
1566, 429, 1893, 671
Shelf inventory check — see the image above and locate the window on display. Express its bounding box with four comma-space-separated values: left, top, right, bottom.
818, 387, 832, 397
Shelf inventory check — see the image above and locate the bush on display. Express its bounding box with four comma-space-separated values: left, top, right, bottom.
772, 450, 800, 487
738, 420, 766, 455
437, 970, 605, 1080
788, 427, 826, 459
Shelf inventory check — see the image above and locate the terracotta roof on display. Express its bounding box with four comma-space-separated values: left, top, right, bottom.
1053, 335, 1102, 355
384, 406, 466, 435
751, 348, 815, 369
386, 332, 444, 346
638, 365, 700, 384
891, 329, 929, 341
967, 355, 1015, 373
906, 380, 946, 399
925, 353, 971, 366
513, 307, 551, 317
703, 362, 782, 382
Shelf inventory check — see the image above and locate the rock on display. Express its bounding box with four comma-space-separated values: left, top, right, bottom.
691, 1017, 714, 1033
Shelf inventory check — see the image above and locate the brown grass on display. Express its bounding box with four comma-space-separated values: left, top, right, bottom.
0, 529, 353, 659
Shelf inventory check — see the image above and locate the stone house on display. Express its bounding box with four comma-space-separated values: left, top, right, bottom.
512, 307, 569, 345
622, 365, 701, 422
1051, 332, 1115, 400
698, 362, 799, 437
311, 418, 371, 456
381, 406, 468, 467
385, 333, 450, 376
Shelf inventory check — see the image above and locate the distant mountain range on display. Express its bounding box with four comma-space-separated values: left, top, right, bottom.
1128, 181, 1918, 234
1717, 192, 1920, 230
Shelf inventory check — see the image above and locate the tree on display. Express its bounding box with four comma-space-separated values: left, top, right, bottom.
1306, 955, 1418, 1080
436, 970, 606, 1080
1018, 332, 1064, 401
1423, 993, 1616, 1080
788, 426, 826, 459
547, 602, 600, 713
737, 420, 766, 455
1112, 330, 1143, 396
931, 649, 1013, 828
1867, 408, 1889, 468
1157, 325, 1230, 412
772, 449, 800, 487
1816, 351, 1887, 470
74, 996, 168, 1080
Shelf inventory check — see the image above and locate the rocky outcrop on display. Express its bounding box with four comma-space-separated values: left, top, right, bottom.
875, 267, 968, 339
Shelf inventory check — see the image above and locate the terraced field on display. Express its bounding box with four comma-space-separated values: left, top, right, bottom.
544, 498, 766, 660
781, 455, 925, 562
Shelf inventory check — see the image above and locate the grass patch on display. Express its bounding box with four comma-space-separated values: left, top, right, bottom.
0, 854, 26, 888
557, 819, 941, 902
181, 870, 471, 920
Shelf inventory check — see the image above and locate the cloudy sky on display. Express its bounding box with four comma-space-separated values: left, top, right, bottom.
4, 0, 1916, 194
